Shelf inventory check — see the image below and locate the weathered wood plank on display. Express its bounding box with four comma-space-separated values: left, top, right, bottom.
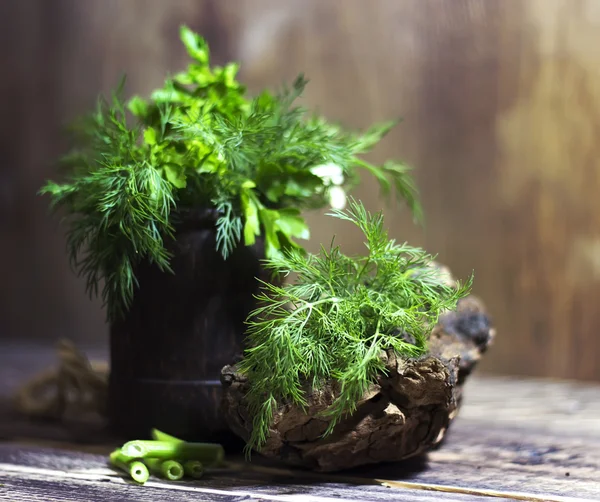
0, 473, 517, 502
460, 377, 600, 437
2, 345, 600, 500
0, 444, 511, 502
1, 429, 599, 502
232, 424, 600, 502
405, 426, 600, 500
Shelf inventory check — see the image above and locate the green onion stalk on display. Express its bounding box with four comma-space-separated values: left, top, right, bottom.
121, 440, 225, 466
109, 449, 150, 484
145, 458, 185, 481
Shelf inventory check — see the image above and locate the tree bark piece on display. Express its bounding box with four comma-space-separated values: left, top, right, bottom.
220, 284, 495, 471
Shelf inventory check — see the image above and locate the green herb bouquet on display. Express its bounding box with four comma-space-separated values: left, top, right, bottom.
40, 26, 421, 323
39, 26, 436, 442
220, 199, 486, 472
236, 199, 473, 455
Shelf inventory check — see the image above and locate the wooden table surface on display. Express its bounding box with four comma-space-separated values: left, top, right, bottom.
0, 343, 599, 502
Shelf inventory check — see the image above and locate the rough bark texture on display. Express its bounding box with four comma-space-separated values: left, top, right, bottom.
220, 266, 495, 472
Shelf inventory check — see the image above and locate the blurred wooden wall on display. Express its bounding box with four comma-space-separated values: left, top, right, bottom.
2, 0, 600, 380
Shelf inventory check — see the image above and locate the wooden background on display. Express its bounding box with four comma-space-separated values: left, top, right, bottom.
1, 0, 599, 381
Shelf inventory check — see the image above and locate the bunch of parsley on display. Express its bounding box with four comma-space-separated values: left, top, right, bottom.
239, 199, 472, 453
41, 26, 421, 322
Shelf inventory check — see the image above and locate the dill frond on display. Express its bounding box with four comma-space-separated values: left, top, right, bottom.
239, 199, 472, 453
40, 90, 176, 320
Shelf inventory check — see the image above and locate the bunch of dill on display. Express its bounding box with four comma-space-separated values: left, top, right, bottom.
239, 199, 472, 453
40, 26, 421, 322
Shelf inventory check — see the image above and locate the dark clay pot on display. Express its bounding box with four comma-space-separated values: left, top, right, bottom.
108, 209, 268, 446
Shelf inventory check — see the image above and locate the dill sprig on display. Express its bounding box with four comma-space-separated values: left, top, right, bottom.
40, 89, 176, 321
40, 26, 423, 321
239, 199, 472, 453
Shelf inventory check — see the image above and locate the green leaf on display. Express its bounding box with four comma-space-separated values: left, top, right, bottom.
258, 165, 324, 202
144, 127, 157, 145
221, 63, 240, 87
354, 159, 391, 195
164, 164, 187, 189
197, 162, 220, 174
352, 120, 399, 153
283, 175, 323, 198
383, 161, 423, 224
256, 164, 284, 201
264, 184, 284, 202
276, 208, 310, 240
128, 95, 149, 118
275, 230, 304, 252
241, 190, 261, 246
181, 64, 215, 86
172, 71, 196, 86
180, 25, 209, 64
150, 87, 189, 104
259, 207, 282, 258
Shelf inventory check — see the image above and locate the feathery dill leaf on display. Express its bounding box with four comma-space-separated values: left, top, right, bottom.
239, 199, 472, 454
40, 89, 176, 320
215, 199, 243, 259
40, 26, 423, 321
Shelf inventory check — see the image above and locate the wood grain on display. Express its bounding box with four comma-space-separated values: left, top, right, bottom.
2, 0, 600, 380
2, 345, 600, 501
0, 441, 584, 502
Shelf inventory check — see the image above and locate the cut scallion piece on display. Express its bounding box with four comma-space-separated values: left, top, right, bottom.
121, 440, 224, 466
146, 458, 184, 481
183, 460, 204, 479
109, 449, 150, 484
